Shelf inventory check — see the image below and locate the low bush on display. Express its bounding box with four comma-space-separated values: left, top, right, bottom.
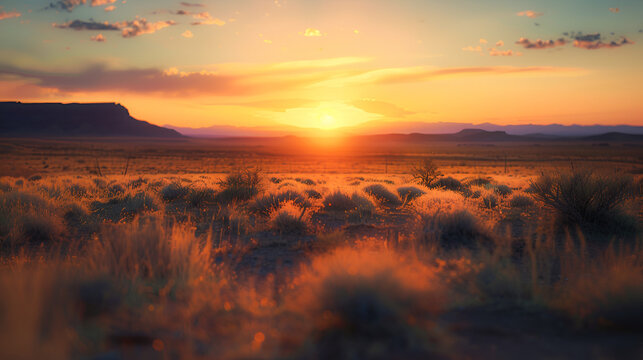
418, 209, 492, 250
481, 194, 499, 209
287, 247, 445, 359
249, 190, 309, 217
323, 191, 357, 212
363, 184, 401, 206
269, 202, 309, 234
509, 194, 534, 208
466, 177, 493, 187
529, 170, 637, 231
91, 192, 160, 222
187, 187, 217, 207
160, 182, 190, 202
304, 189, 322, 199
215, 168, 262, 204
397, 186, 426, 203
494, 184, 512, 197
433, 176, 464, 192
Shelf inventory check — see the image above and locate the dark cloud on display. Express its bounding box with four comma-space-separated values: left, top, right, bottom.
516, 37, 567, 49
574, 33, 601, 42
53, 19, 120, 31
48, 0, 115, 11
574, 36, 633, 50
48, 0, 86, 12
566, 32, 634, 50
0, 63, 331, 97
53, 18, 176, 38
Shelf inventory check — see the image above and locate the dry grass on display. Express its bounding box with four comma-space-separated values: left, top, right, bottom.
0, 162, 640, 359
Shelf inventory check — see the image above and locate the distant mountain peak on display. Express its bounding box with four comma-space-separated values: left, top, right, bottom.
0, 102, 182, 138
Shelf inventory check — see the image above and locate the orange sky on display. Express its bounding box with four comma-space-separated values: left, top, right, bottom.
0, 0, 642, 131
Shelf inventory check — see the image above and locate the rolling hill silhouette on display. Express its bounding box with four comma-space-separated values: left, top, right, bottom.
0, 102, 182, 138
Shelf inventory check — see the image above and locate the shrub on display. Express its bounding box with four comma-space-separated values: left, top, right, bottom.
160, 182, 190, 202
494, 184, 513, 197
432, 176, 464, 192
91, 192, 160, 222
295, 178, 316, 186
287, 247, 445, 359
363, 184, 401, 206
347, 193, 377, 223
323, 191, 357, 212
215, 168, 262, 204
304, 189, 322, 199
481, 194, 498, 209
466, 177, 492, 187
28, 175, 42, 182
187, 187, 217, 207
418, 209, 492, 250
0, 181, 11, 193
509, 194, 534, 208
529, 170, 637, 229
62, 202, 98, 235
107, 184, 126, 197
249, 190, 310, 217
269, 202, 309, 234
269, 177, 281, 184
17, 214, 64, 245
397, 186, 426, 203
410, 159, 442, 188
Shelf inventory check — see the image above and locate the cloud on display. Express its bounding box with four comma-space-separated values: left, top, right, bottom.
516, 37, 567, 49
53, 20, 120, 31
304, 28, 322, 37
495, 40, 504, 47
191, 12, 225, 26
48, 0, 115, 11
90, 33, 105, 42
609, 8, 619, 13
0, 9, 21, 20
91, 0, 116, 6
573, 36, 633, 50
104, 5, 115, 12
53, 18, 176, 37
320, 66, 583, 87
489, 48, 519, 56
181, 30, 193, 38
121, 19, 175, 37
181, 2, 204, 7
48, 0, 86, 12
479, 38, 487, 44
350, 99, 413, 118
0, 58, 364, 97
0, 60, 584, 99
517, 10, 543, 18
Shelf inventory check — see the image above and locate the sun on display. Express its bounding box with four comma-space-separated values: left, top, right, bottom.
319, 114, 336, 129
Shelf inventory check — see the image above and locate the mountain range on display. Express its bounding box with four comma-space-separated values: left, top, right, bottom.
0, 102, 641, 140
167, 121, 643, 138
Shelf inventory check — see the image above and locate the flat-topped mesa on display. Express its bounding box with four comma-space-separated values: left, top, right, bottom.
0, 102, 182, 138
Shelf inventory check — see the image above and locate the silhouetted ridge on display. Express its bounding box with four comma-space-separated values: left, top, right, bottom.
0, 102, 182, 138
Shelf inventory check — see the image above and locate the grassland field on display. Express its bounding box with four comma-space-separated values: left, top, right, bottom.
0, 137, 641, 360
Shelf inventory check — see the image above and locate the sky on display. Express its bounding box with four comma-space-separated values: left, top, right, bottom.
0, 0, 642, 131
